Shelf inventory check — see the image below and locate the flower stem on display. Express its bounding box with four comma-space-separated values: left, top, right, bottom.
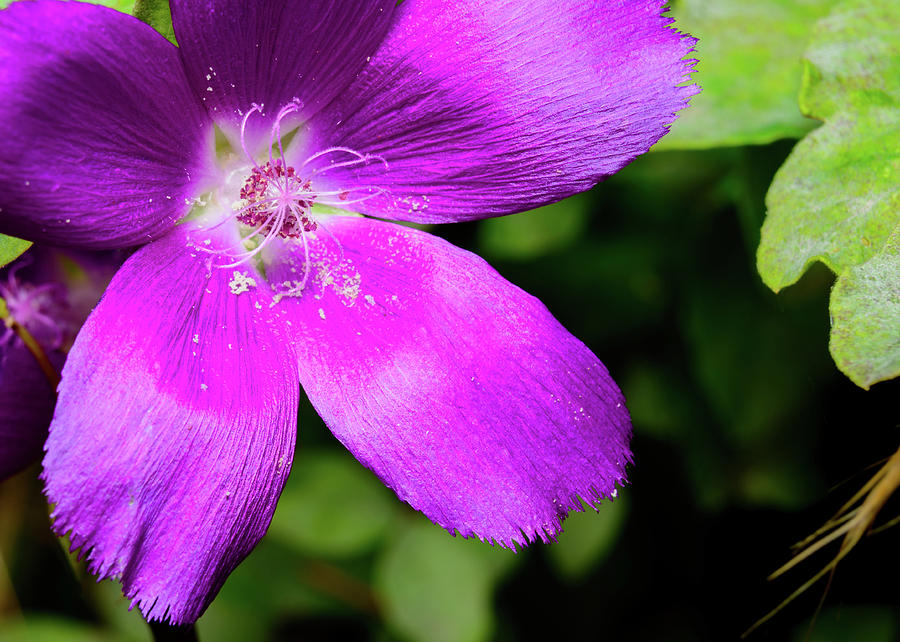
148, 621, 198, 642
0, 299, 60, 388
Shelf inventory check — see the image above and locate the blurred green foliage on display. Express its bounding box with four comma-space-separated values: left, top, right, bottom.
478, 194, 590, 261
1, 0, 899, 641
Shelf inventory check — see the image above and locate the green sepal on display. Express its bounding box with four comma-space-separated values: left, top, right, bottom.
133, 0, 176, 45
0, 234, 32, 270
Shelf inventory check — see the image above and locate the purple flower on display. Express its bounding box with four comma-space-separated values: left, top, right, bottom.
0, 253, 66, 480
0, 249, 116, 480
0, 0, 696, 624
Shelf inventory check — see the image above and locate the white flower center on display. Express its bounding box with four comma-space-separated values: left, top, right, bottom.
187, 100, 386, 272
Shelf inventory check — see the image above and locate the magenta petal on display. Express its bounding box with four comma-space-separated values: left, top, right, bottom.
0, 344, 59, 480
302, 0, 697, 223
271, 217, 631, 547
0, 1, 211, 249
170, 0, 395, 148
43, 229, 299, 624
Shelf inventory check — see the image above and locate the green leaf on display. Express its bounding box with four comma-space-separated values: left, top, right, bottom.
267, 449, 394, 558
133, 0, 176, 45
758, 106, 900, 290
547, 495, 628, 582
800, 0, 900, 120
0, 234, 31, 270
829, 223, 900, 388
375, 519, 514, 642
658, 0, 839, 150
755, 0, 900, 386
759, 0, 900, 291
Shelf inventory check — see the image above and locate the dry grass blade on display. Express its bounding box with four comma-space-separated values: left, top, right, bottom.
742, 444, 900, 638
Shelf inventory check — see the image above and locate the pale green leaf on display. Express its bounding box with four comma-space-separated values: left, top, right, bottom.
759, 0, 900, 291
658, 0, 839, 150
268, 449, 394, 558
0, 234, 31, 270
758, 106, 900, 291
829, 223, 900, 388
375, 520, 514, 642
800, 0, 900, 120
547, 496, 628, 582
